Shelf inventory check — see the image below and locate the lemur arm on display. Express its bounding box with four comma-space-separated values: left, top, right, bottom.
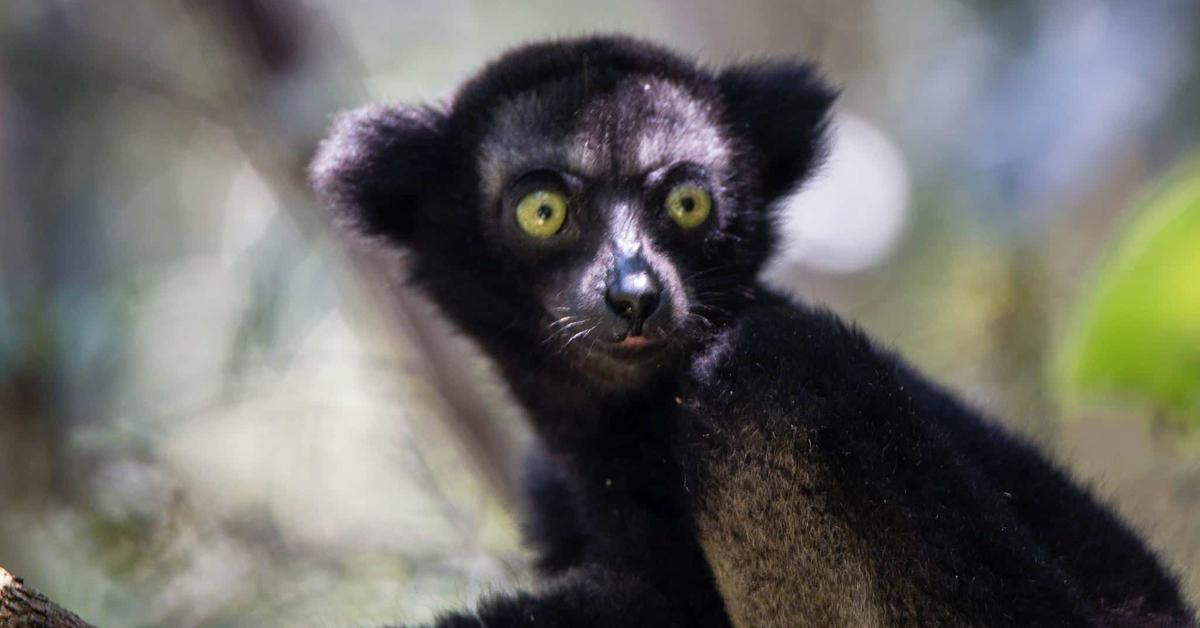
675, 297, 1095, 628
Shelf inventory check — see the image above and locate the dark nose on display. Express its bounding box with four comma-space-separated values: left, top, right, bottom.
605, 254, 662, 334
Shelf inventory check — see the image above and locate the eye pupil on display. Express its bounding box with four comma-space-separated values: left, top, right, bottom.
516, 190, 568, 238
666, 184, 711, 229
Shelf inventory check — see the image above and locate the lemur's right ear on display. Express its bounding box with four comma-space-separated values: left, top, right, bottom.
310, 104, 449, 243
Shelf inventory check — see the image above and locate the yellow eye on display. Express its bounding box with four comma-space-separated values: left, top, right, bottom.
666, 184, 712, 229
515, 190, 568, 238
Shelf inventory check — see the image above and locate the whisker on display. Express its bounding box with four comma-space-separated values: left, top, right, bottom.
561, 324, 599, 353
542, 317, 587, 346
548, 316, 584, 330
683, 264, 737, 282
583, 326, 603, 363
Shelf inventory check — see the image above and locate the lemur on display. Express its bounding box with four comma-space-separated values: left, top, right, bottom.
311, 36, 1195, 627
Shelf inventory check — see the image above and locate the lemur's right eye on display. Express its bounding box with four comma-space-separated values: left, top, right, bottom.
515, 190, 568, 238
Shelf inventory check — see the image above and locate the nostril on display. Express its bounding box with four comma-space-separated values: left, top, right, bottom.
605, 283, 661, 327
605, 289, 635, 320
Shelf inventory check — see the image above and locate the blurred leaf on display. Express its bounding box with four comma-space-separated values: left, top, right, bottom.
1055, 155, 1200, 428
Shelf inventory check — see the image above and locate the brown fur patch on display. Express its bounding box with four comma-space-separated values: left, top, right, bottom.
693, 421, 969, 628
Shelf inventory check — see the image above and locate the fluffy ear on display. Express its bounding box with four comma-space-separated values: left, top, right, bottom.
309, 104, 448, 242
718, 63, 837, 204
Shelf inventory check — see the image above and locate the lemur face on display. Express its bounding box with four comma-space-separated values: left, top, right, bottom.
474, 75, 738, 378
312, 37, 834, 391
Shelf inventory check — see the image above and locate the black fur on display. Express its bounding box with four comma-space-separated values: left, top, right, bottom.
316, 104, 448, 240
905, 365, 1193, 622
679, 298, 1193, 626
312, 36, 1195, 627
717, 62, 835, 203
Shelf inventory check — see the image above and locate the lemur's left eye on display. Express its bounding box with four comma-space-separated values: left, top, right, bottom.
666, 184, 712, 229
515, 190, 568, 238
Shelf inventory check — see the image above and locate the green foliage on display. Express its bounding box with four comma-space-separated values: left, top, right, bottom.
1055, 156, 1200, 428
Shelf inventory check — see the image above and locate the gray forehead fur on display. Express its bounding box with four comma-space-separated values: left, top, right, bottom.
478, 76, 731, 200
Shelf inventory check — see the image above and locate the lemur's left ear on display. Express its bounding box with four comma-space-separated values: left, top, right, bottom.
718, 63, 837, 204
310, 104, 449, 243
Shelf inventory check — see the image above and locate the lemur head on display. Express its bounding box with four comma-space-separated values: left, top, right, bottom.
312, 36, 834, 393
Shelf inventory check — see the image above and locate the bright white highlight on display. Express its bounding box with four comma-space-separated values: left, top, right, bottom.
768, 112, 911, 275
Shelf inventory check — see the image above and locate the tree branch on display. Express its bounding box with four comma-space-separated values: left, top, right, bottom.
0, 566, 94, 628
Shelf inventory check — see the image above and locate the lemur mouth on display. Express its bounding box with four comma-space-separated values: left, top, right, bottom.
603, 334, 665, 360
617, 335, 657, 349
577, 332, 682, 384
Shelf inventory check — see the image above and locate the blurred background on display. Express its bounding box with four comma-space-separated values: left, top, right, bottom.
1, 0, 1199, 625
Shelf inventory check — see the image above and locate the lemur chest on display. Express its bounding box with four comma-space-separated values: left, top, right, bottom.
694, 421, 884, 627
691, 421, 962, 628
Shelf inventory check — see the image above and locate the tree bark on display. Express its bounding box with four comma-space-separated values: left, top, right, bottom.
0, 567, 93, 628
